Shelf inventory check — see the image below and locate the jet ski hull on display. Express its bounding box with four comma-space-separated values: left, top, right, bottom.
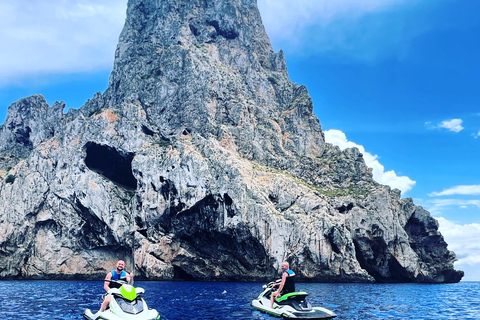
251, 297, 336, 319
83, 307, 160, 320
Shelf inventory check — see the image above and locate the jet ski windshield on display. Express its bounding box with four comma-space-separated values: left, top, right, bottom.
115, 296, 145, 315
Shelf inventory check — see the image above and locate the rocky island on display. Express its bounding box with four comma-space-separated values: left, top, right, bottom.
0, 0, 463, 283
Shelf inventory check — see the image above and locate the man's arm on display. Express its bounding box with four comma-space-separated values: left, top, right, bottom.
104, 272, 112, 292
127, 271, 134, 285
277, 272, 288, 293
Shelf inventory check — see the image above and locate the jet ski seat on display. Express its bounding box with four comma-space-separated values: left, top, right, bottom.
276, 291, 309, 303
275, 291, 311, 311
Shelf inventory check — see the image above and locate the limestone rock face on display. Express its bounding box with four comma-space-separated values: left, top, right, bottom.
0, 0, 463, 283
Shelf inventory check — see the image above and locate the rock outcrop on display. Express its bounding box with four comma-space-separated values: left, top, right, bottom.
0, 0, 463, 283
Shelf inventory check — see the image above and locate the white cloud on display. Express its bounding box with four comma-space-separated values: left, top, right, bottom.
421, 198, 480, 218
324, 129, 416, 194
257, 0, 433, 62
257, 0, 405, 38
439, 119, 464, 133
429, 185, 480, 196
0, 0, 127, 85
429, 198, 480, 209
436, 217, 480, 281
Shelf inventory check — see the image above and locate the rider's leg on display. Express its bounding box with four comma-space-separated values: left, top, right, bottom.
100, 294, 112, 312
270, 291, 279, 308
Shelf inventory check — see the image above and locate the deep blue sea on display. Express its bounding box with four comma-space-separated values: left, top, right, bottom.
0, 280, 478, 319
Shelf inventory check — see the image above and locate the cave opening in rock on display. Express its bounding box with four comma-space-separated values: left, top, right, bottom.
160, 194, 271, 280
84, 142, 137, 190
206, 20, 239, 39
337, 203, 354, 213
173, 266, 195, 280
12, 126, 33, 148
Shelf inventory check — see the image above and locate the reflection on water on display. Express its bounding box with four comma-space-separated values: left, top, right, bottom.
0, 280, 478, 319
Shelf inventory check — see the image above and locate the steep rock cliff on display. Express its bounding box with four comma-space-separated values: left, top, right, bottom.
0, 0, 462, 283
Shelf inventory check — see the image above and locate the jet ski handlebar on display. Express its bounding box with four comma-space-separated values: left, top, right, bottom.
104, 279, 129, 285
263, 279, 282, 289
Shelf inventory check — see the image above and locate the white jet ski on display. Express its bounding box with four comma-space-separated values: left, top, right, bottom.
83, 280, 160, 320
251, 281, 336, 319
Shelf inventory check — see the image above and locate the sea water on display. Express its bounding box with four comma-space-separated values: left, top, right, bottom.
0, 280, 478, 319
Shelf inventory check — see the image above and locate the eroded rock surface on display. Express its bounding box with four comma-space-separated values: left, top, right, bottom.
0, 0, 462, 282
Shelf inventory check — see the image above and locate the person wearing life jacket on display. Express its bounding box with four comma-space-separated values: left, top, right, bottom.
97, 260, 134, 315
270, 261, 296, 308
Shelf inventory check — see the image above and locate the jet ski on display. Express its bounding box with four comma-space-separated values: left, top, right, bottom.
83, 280, 160, 320
251, 281, 337, 319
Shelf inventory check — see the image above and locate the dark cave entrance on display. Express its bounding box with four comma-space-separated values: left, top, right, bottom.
173, 266, 196, 280
84, 142, 137, 190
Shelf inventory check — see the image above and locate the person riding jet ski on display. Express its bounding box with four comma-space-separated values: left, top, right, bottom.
83, 259, 160, 320
251, 261, 336, 319
100, 260, 134, 315
270, 261, 296, 309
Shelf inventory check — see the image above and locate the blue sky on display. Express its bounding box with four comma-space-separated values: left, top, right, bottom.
1, 0, 479, 281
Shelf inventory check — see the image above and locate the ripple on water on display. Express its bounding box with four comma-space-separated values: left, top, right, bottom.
0, 280, 478, 319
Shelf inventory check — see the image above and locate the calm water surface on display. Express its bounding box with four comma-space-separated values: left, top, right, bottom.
0, 280, 478, 319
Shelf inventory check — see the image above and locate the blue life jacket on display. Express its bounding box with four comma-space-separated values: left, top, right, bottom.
110, 270, 127, 289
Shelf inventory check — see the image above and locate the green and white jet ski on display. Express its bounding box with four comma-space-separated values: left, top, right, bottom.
83, 280, 160, 320
251, 281, 336, 319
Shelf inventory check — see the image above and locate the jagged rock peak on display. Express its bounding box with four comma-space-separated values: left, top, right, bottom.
105, 0, 324, 163
0, 95, 64, 172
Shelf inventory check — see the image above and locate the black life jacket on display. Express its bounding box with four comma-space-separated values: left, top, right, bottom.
282, 269, 296, 294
